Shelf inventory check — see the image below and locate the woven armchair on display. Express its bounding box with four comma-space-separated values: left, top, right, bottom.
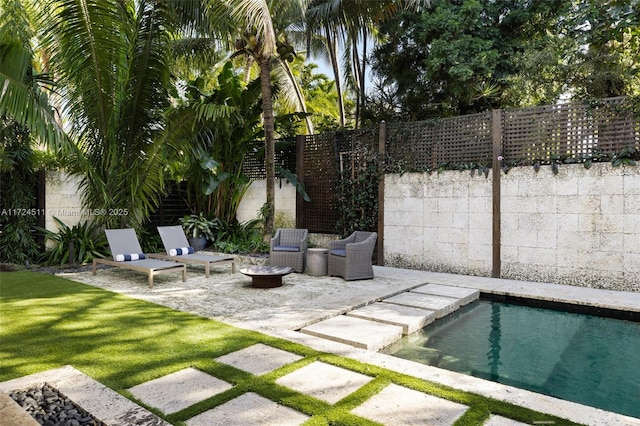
269, 228, 308, 272
328, 231, 377, 280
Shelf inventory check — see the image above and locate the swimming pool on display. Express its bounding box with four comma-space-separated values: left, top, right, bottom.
381, 298, 640, 418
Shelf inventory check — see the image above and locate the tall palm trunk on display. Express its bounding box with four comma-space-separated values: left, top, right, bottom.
259, 55, 275, 237
325, 27, 345, 127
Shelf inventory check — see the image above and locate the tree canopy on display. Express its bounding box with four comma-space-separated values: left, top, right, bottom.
367, 0, 640, 121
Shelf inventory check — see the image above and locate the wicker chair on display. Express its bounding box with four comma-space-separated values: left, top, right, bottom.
269, 228, 308, 272
328, 231, 377, 280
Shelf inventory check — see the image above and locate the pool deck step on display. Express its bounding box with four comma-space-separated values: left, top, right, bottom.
299, 284, 480, 351
346, 302, 437, 335
300, 315, 404, 351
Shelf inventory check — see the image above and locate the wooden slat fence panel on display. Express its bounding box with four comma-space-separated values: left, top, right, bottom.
297, 133, 340, 233
386, 111, 492, 170
502, 97, 639, 163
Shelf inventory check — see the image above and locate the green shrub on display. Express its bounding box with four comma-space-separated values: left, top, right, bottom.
0, 116, 39, 264
37, 217, 108, 265
211, 218, 268, 254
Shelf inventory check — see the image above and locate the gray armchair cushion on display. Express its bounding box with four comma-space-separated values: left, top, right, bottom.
273, 245, 300, 252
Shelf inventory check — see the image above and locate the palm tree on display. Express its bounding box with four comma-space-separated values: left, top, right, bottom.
176, 0, 308, 237
1, 0, 182, 228
304, 0, 425, 128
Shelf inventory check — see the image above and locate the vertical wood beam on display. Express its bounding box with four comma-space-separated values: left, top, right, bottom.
295, 135, 305, 229
37, 170, 46, 249
377, 121, 386, 266
492, 110, 502, 278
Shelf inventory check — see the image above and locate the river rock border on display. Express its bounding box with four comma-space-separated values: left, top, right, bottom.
0, 366, 169, 426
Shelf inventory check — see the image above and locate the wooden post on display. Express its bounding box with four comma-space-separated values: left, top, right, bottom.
492, 110, 502, 278
377, 121, 386, 266
36, 170, 46, 250
295, 135, 305, 229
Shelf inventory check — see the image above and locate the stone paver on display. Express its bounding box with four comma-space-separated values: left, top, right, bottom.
351, 383, 468, 425
127, 368, 232, 415
0, 392, 39, 426
215, 343, 303, 376
346, 302, 437, 334
484, 415, 530, 426
383, 292, 460, 318
185, 392, 309, 426
412, 284, 480, 306
300, 315, 403, 350
275, 361, 373, 404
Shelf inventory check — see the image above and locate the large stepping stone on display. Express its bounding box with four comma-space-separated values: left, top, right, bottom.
215, 343, 303, 376
300, 315, 403, 351
412, 284, 480, 305
383, 292, 460, 318
351, 383, 468, 425
276, 361, 373, 404
185, 392, 309, 426
346, 302, 436, 334
128, 368, 232, 415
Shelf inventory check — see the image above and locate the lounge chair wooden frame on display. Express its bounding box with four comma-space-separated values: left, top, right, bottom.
148, 225, 236, 277
92, 229, 186, 288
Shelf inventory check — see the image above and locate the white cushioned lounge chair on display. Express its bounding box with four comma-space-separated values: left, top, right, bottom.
92, 228, 186, 288
148, 225, 235, 277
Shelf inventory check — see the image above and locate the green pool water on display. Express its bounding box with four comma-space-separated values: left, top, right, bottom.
381, 299, 640, 418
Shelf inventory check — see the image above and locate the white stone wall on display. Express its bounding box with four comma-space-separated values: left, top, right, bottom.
500, 163, 640, 291
44, 171, 85, 232
384, 163, 640, 291
236, 179, 297, 226
384, 172, 493, 276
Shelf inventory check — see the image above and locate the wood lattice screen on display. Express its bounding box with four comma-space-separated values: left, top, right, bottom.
385, 112, 493, 171
236, 97, 639, 234
502, 97, 639, 163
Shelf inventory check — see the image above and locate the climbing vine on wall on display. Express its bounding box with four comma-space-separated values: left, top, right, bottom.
335, 146, 380, 237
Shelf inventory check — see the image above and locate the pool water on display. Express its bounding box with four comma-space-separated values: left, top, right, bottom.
381, 299, 640, 418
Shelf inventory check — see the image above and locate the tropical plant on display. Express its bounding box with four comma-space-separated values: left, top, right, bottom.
210, 218, 268, 254
1, 0, 185, 229
172, 0, 310, 239
0, 115, 40, 264
169, 61, 264, 223
304, 0, 425, 128
37, 217, 108, 265
0, 1, 68, 151
179, 213, 216, 241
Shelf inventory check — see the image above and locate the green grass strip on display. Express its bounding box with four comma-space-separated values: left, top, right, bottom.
0, 272, 584, 425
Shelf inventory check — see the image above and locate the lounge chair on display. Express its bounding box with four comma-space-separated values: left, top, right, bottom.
328, 231, 377, 280
92, 228, 186, 288
269, 228, 308, 272
148, 225, 235, 277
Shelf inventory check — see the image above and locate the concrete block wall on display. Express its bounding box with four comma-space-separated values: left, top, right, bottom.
44, 171, 85, 232
384, 163, 640, 292
236, 179, 297, 226
500, 163, 640, 292
43, 173, 297, 233
384, 172, 493, 277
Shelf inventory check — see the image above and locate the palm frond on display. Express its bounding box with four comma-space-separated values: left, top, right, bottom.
39, 0, 129, 141
0, 39, 68, 149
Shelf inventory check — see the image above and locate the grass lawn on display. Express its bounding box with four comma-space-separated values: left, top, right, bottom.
0, 271, 582, 425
